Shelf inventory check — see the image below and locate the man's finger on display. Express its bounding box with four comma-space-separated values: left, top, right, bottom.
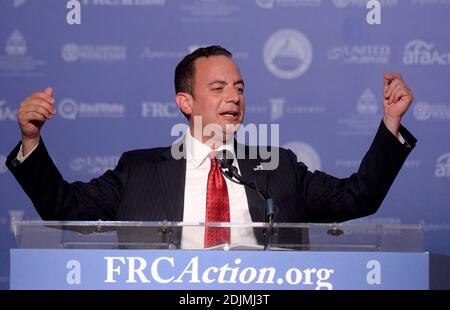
23, 104, 54, 119
32, 92, 55, 105
385, 80, 402, 98
23, 98, 56, 115
44, 87, 54, 97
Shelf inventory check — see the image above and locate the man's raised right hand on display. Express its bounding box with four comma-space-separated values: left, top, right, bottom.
17, 87, 56, 155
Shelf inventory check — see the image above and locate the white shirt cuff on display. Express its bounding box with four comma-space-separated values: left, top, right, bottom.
397, 132, 406, 145
16, 142, 39, 163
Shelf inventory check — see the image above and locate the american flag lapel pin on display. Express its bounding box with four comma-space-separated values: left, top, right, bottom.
253, 164, 264, 171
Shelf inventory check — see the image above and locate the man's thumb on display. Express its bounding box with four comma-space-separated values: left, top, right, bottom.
44, 87, 53, 96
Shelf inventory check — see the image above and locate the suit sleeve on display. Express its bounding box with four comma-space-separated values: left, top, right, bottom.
290, 121, 417, 223
6, 139, 128, 220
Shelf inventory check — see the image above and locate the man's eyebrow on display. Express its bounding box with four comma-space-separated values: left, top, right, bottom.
207, 80, 245, 87
207, 80, 227, 87
234, 79, 244, 86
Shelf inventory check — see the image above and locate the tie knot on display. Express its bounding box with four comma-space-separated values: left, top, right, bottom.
208, 150, 217, 159
208, 151, 218, 169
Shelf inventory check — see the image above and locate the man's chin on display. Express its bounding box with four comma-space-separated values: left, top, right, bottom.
223, 122, 241, 134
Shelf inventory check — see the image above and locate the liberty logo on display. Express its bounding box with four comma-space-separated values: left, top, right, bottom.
67, 0, 81, 25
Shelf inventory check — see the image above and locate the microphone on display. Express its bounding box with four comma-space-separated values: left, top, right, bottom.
215, 150, 278, 249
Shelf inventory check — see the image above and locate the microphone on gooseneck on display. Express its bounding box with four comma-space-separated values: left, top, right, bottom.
215, 150, 278, 225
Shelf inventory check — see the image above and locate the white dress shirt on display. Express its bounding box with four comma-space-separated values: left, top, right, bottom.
181, 129, 257, 249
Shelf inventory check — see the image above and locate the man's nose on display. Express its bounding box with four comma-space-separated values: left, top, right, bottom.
225, 87, 240, 104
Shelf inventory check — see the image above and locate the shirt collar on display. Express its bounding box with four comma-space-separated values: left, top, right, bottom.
185, 128, 235, 168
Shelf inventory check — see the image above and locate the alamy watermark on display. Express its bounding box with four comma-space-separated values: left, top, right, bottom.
67, 0, 81, 25
170, 116, 280, 170
367, 0, 381, 25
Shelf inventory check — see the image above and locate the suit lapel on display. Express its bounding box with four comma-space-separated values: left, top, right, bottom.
236, 145, 268, 223
157, 141, 186, 221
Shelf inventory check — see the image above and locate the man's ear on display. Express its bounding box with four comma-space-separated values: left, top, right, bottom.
175, 92, 193, 116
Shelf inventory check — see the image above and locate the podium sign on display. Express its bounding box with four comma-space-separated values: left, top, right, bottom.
11, 249, 431, 290
9, 221, 450, 289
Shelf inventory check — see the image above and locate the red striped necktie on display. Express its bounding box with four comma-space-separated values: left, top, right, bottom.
204, 154, 230, 248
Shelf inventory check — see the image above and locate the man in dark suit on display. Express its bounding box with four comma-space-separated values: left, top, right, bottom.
7, 46, 416, 248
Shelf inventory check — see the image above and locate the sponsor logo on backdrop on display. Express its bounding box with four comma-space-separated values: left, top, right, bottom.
247, 98, 325, 120
13, 0, 26, 8
179, 0, 239, 22
412, 0, 450, 6
0, 154, 7, 174
419, 220, 450, 232
0, 99, 17, 121
414, 101, 450, 121
332, 0, 396, 8
61, 43, 127, 62
283, 141, 321, 172
80, 0, 166, 6
140, 45, 248, 61
435, 153, 450, 178
338, 89, 381, 136
350, 217, 402, 225
71, 155, 120, 175
0, 30, 45, 76
263, 29, 313, 79
336, 159, 421, 169
9, 209, 25, 235
356, 89, 379, 115
246, 105, 268, 114
287, 104, 325, 115
140, 49, 185, 61
142, 101, 181, 118
58, 98, 125, 119
327, 45, 390, 64
188, 45, 248, 59
270, 98, 285, 121
403, 40, 450, 65
256, 0, 321, 8
5, 30, 26, 56
353, 217, 450, 233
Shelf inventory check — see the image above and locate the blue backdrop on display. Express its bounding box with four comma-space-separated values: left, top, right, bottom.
1, 0, 449, 289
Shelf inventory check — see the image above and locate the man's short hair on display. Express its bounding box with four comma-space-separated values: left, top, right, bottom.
174, 45, 233, 96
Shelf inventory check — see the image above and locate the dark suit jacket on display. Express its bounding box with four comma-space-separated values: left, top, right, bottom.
7, 121, 416, 227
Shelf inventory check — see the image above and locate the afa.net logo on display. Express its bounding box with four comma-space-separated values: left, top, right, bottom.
435, 153, 450, 178
403, 40, 450, 65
